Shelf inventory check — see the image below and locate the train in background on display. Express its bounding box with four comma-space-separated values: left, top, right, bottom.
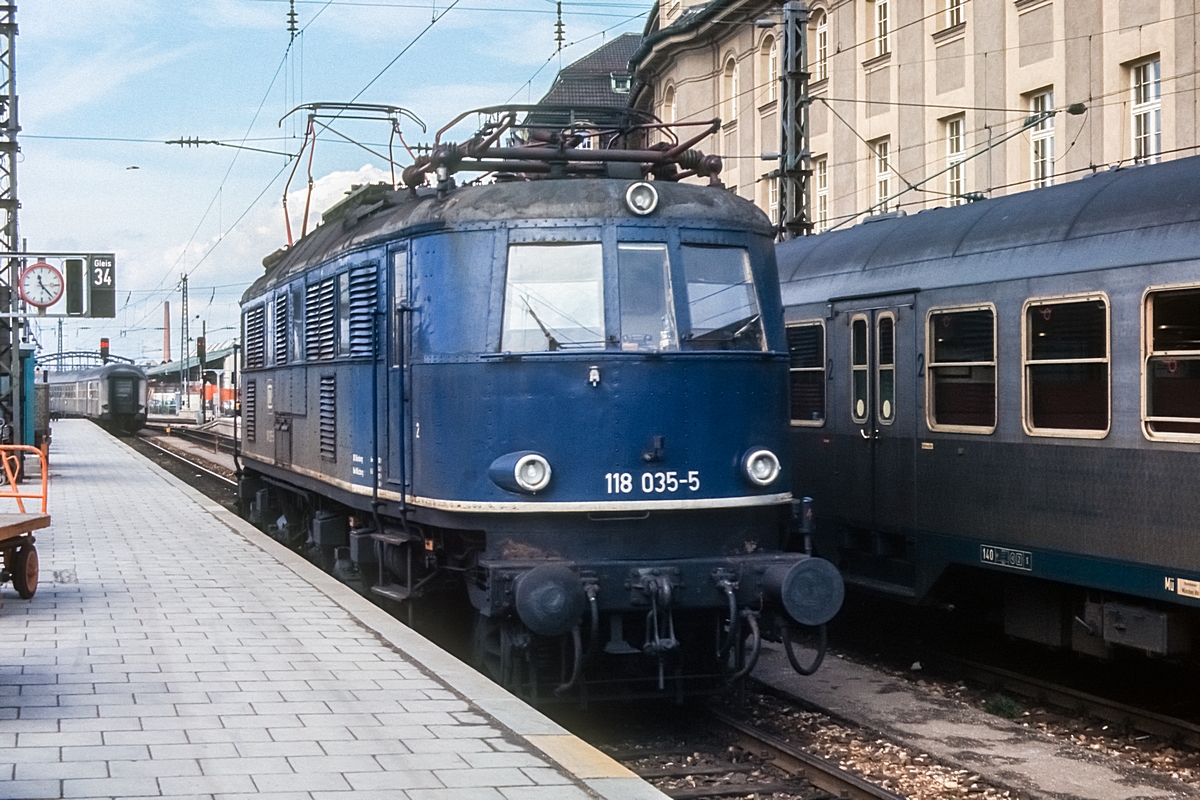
778, 155, 1200, 660
237, 103, 844, 701
47, 363, 148, 433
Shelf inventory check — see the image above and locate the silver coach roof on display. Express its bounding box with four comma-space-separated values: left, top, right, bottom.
778, 155, 1200, 306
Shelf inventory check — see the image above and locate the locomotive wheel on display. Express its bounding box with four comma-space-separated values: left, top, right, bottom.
472, 613, 533, 697
12, 545, 38, 599
472, 613, 509, 684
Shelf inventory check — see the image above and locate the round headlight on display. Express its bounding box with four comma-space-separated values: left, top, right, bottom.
743, 449, 781, 486
625, 181, 659, 216
514, 453, 552, 492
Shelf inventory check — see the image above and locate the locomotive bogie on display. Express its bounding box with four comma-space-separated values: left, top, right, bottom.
779, 156, 1200, 659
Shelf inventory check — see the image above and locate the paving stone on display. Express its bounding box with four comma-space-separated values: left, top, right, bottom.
4, 422, 662, 800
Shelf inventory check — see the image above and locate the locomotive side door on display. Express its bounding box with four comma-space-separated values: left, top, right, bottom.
843, 299, 916, 533
386, 245, 411, 491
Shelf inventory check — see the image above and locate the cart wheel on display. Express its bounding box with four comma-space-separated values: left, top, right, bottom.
12, 545, 38, 599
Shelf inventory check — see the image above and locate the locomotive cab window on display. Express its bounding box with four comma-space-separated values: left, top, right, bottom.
501, 243, 605, 352
1023, 295, 1110, 436
787, 321, 825, 425
927, 306, 996, 432
679, 245, 765, 351
617, 243, 678, 352
1144, 285, 1200, 438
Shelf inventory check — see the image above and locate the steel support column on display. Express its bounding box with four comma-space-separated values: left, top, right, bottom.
779, 0, 811, 240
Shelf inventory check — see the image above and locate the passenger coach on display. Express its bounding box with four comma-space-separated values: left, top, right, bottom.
779, 155, 1200, 659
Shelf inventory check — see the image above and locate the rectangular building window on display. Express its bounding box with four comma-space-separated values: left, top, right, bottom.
927, 306, 995, 431
1144, 286, 1200, 438
768, 178, 779, 226
947, 0, 963, 27
1132, 59, 1161, 163
946, 117, 965, 206
815, 157, 828, 231
1030, 90, 1054, 189
787, 322, 825, 425
1024, 296, 1109, 435
874, 139, 890, 212
875, 0, 890, 57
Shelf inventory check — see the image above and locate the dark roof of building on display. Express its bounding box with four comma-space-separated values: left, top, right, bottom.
539, 33, 641, 108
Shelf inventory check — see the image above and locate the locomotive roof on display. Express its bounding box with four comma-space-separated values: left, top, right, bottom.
778, 154, 1200, 306
245, 178, 771, 302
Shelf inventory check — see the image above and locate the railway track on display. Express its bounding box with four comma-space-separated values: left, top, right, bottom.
604, 706, 906, 800
143, 421, 236, 455
931, 654, 1200, 750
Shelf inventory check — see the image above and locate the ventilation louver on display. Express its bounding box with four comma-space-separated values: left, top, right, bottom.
274, 294, 288, 364
305, 278, 335, 360
348, 265, 378, 357
244, 306, 265, 369
245, 379, 257, 442
319, 375, 336, 461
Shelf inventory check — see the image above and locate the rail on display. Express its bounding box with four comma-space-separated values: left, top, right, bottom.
0, 445, 48, 514
706, 709, 906, 800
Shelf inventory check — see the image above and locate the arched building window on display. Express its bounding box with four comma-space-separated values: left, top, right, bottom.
761, 36, 778, 103
663, 84, 677, 124
811, 9, 828, 81
723, 56, 739, 123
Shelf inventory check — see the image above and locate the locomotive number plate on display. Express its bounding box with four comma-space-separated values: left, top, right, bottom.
605, 471, 700, 494
979, 545, 1032, 571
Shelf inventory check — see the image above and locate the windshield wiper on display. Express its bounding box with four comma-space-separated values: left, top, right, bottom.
523, 298, 560, 351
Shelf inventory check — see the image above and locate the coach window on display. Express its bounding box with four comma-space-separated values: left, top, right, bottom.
927, 306, 996, 432
877, 313, 895, 424
1023, 295, 1109, 436
617, 243, 678, 352
336, 272, 352, 356
787, 321, 825, 425
501, 243, 605, 352
1144, 286, 1200, 438
851, 315, 869, 423
679, 245, 764, 351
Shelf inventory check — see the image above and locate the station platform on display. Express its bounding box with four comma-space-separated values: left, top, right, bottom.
1, 420, 666, 800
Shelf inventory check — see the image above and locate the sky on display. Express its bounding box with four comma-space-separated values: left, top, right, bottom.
16, 0, 649, 363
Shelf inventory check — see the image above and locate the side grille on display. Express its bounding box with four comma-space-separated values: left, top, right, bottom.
244, 306, 265, 369
274, 293, 288, 364
319, 375, 336, 461
245, 379, 257, 442
305, 278, 335, 360
348, 265, 378, 357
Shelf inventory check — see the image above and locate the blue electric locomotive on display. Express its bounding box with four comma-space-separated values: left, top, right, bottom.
238, 105, 843, 699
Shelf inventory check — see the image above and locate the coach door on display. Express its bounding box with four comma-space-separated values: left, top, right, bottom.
844, 300, 915, 531
386, 245, 411, 493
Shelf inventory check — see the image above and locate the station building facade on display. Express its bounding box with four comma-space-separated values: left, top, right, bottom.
628, 0, 1196, 230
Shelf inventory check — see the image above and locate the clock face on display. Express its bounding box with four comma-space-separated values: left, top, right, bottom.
20, 262, 65, 308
